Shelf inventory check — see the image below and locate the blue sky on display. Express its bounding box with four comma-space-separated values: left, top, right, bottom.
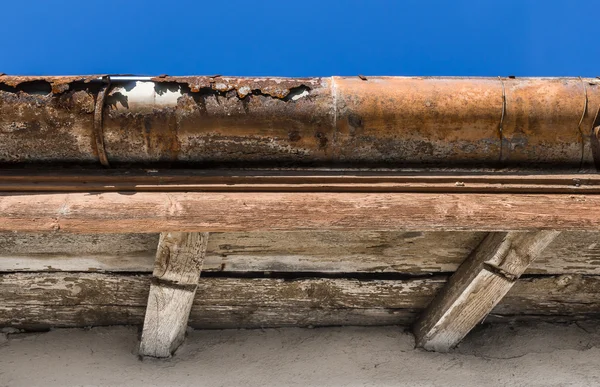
1, 0, 598, 77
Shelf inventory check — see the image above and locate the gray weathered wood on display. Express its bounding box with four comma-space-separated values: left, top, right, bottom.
3, 271, 600, 329
0, 231, 484, 273
528, 232, 600, 274
0, 273, 443, 309
3, 231, 600, 275
139, 232, 209, 358
205, 231, 484, 274
141, 286, 196, 357
152, 232, 208, 285
0, 304, 420, 330
413, 231, 560, 352
0, 232, 157, 272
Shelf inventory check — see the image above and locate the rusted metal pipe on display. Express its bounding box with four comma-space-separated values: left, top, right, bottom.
0, 75, 599, 169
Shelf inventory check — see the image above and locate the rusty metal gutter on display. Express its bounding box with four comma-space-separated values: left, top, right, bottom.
1, 75, 599, 170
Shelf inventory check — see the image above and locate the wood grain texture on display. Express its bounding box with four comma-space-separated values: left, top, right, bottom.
0, 304, 421, 330
528, 232, 600, 274
2, 192, 600, 233
413, 231, 560, 352
2, 231, 600, 275
0, 273, 442, 309
2, 272, 600, 329
499, 274, 600, 316
205, 231, 484, 274
140, 232, 209, 358
152, 232, 209, 285
0, 232, 157, 272
140, 286, 196, 357
0, 231, 483, 273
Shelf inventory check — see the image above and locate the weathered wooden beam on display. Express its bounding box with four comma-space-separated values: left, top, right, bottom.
139, 232, 209, 358
413, 231, 560, 352
2, 192, 600, 233
1, 231, 600, 275
3, 272, 600, 329
0, 231, 485, 274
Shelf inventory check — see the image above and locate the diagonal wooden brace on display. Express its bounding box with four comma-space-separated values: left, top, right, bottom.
413, 231, 560, 352
139, 232, 209, 358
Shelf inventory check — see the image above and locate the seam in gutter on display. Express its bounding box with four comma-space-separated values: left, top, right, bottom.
590, 105, 600, 171
577, 77, 588, 171
498, 76, 506, 164
93, 78, 111, 167
331, 76, 338, 159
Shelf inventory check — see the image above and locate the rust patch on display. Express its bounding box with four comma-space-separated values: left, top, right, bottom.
150, 76, 318, 99
589, 106, 600, 170
0, 84, 99, 164
288, 130, 301, 142
0, 75, 104, 94
1, 75, 600, 169
314, 131, 329, 148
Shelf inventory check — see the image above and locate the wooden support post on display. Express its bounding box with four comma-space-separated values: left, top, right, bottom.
413, 231, 559, 352
139, 232, 209, 358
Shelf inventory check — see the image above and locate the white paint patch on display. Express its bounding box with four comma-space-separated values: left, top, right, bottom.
154, 88, 181, 106
113, 82, 181, 110
290, 89, 310, 101
214, 83, 228, 91
238, 86, 252, 97
58, 203, 70, 216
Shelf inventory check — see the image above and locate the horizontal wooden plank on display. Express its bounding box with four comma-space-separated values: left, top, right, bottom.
0, 231, 483, 273
207, 231, 482, 274
0, 305, 145, 329
0, 273, 443, 309
0, 170, 599, 193
1, 231, 600, 275
188, 307, 419, 329
2, 192, 600, 233
1, 272, 600, 329
0, 233, 157, 272
499, 274, 600, 316
1, 305, 419, 330
528, 232, 600, 274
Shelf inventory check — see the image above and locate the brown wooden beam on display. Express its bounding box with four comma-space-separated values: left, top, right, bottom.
139, 232, 209, 358
413, 231, 560, 352
1, 192, 600, 233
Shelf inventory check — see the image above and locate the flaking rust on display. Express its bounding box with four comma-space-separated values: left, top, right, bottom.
0, 75, 599, 169
0, 75, 103, 94
103, 76, 333, 165
150, 75, 319, 99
